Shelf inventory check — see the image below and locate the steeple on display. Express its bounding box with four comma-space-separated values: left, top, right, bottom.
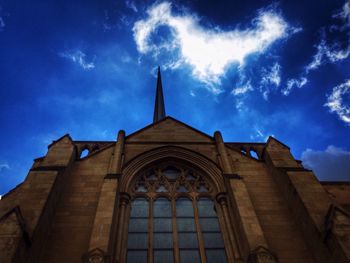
153, 66, 166, 123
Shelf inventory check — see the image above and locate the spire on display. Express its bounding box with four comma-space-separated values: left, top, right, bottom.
153, 66, 166, 123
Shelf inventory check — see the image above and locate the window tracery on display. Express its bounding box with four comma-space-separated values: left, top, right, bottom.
125, 163, 227, 263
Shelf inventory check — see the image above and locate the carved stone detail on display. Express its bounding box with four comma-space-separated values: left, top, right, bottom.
247, 246, 278, 263
133, 165, 211, 195
82, 248, 110, 263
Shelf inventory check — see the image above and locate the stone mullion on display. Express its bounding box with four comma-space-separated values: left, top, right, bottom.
172, 198, 180, 263
148, 198, 154, 263
192, 197, 207, 263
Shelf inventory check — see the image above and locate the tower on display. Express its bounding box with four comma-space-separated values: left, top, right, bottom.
0, 69, 349, 263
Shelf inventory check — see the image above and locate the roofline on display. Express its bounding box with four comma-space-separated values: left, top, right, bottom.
126, 116, 214, 141
321, 181, 350, 185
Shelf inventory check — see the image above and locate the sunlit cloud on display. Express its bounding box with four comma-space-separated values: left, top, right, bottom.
282, 77, 308, 96
306, 40, 350, 72
301, 145, 350, 181
59, 50, 95, 70
231, 82, 253, 96
260, 62, 281, 99
133, 2, 291, 93
324, 79, 350, 125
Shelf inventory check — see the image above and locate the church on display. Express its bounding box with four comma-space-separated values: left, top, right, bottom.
0, 68, 349, 263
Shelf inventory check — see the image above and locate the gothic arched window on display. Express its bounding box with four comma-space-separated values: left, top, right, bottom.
126, 163, 228, 263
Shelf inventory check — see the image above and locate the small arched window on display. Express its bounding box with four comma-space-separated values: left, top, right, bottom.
126, 164, 227, 263
80, 148, 89, 159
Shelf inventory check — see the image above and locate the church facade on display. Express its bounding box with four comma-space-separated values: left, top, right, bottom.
0, 69, 350, 263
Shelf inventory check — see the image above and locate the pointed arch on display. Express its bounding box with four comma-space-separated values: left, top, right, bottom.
120, 145, 225, 193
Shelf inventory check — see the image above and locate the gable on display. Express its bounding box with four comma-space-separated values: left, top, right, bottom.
126, 117, 213, 143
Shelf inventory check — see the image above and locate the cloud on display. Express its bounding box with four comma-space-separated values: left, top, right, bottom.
260, 62, 281, 99
0, 163, 10, 172
306, 39, 350, 72
0, 17, 4, 31
301, 145, 350, 181
283, 1, 350, 95
231, 82, 253, 96
133, 2, 291, 93
59, 50, 95, 70
126, 1, 138, 13
281, 77, 308, 96
0, 6, 6, 32
324, 79, 350, 124
333, 1, 350, 25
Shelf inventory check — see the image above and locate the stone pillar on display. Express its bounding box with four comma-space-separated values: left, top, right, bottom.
214, 131, 233, 174
214, 131, 275, 262
216, 193, 240, 263
86, 130, 125, 262
116, 193, 131, 263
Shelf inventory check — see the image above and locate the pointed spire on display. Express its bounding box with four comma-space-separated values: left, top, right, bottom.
153, 66, 166, 123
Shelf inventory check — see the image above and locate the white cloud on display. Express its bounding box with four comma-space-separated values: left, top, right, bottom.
324, 79, 350, 124
133, 2, 291, 93
262, 62, 281, 86
0, 17, 4, 31
0, 163, 10, 172
284, 1, 350, 96
231, 82, 253, 96
281, 77, 308, 96
126, 1, 138, 12
301, 145, 350, 181
306, 40, 350, 72
333, 1, 350, 25
260, 62, 281, 99
0, 6, 6, 32
59, 50, 95, 70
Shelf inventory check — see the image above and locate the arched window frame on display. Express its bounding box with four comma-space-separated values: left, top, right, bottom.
122, 161, 231, 263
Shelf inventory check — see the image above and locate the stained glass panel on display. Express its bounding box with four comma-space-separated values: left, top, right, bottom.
127, 250, 147, 263
179, 249, 201, 263
176, 198, 194, 217
206, 249, 227, 263
178, 233, 198, 248
154, 250, 174, 263
127, 233, 148, 249
130, 198, 149, 218
154, 198, 172, 217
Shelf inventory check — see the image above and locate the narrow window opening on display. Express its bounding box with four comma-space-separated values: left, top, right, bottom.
80, 148, 89, 159
250, 149, 259, 159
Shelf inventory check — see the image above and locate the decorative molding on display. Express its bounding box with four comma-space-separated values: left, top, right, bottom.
126, 141, 215, 145
215, 192, 228, 205
82, 248, 110, 263
119, 145, 225, 193
30, 165, 66, 172
119, 192, 131, 205
104, 173, 122, 180
247, 246, 278, 263
224, 173, 243, 179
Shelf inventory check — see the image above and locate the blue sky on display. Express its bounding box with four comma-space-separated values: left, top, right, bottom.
1, 0, 350, 195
